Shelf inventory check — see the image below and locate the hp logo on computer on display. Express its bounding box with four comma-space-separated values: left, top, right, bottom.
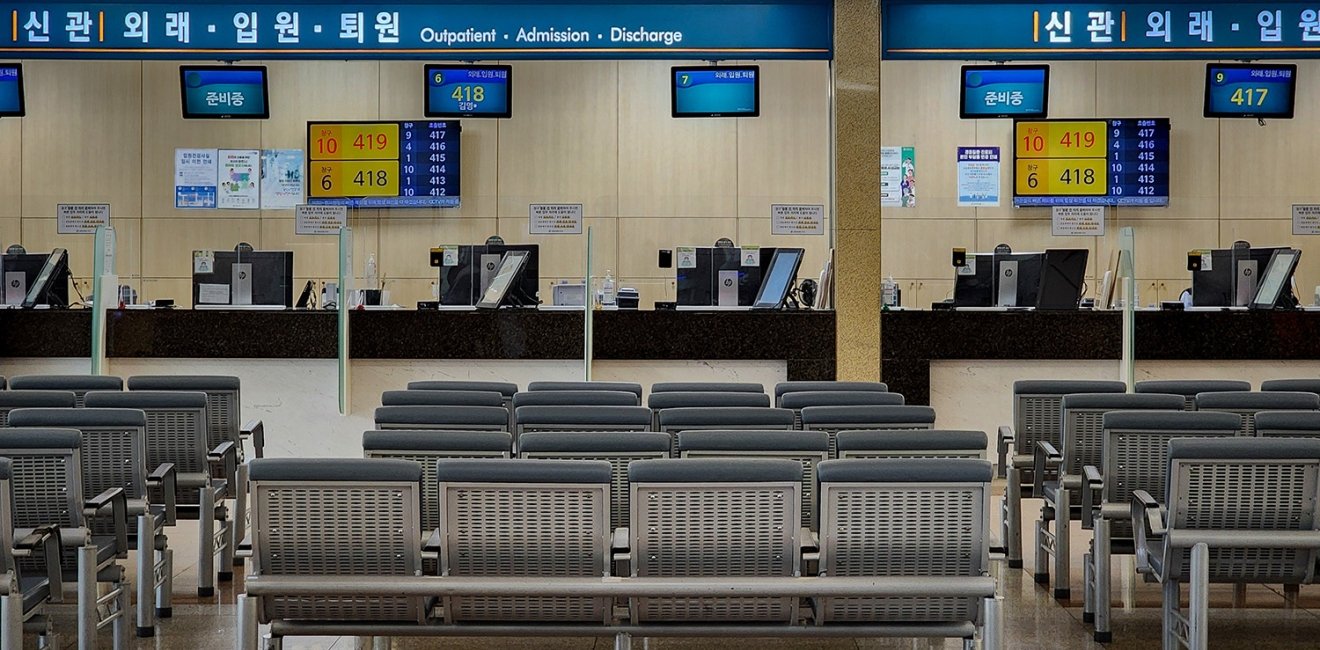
723, 278, 734, 287
239, 271, 248, 280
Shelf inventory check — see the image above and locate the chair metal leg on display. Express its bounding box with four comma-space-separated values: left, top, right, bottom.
199, 486, 216, 597
1033, 510, 1049, 585
78, 544, 97, 650
1083, 550, 1094, 623
1189, 543, 1210, 650
1231, 583, 1247, 607
136, 513, 155, 637
1, 582, 21, 650
1053, 487, 1070, 600
1093, 518, 1112, 643
158, 547, 174, 617
981, 595, 1003, 650
1284, 583, 1300, 609
236, 594, 259, 650
614, 632, 633, 650
218, 516, 235, 581
1005, 466, 1023, 568
1162, 578, 1180, 650
114, 575, 132, 649
233, 462, 249, 567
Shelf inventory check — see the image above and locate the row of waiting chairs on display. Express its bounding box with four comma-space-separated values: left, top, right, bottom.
236, 455, 1001, 649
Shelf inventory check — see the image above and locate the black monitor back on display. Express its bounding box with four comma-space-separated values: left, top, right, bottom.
1191, 247, 1287, 307
676, 247, 767, 307
439, 244, 540, 306
192, 250, 294, 307
1037, 249, 1089, 310
1, 253, 71, 307
998, 253, 1043, 307
953, 253, 995, 307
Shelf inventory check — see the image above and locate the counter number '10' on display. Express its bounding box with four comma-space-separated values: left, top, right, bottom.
1022, 131, 1094, 153
315, 132, 390, 156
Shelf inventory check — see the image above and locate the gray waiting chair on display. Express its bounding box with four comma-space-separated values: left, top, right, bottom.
0, 456, 62, 649
1033, 393, 1184, 600
0, 428, 133, 648
434, 459, 613, 623
999, 379, 1125, 568
408, 381, 519, 430
1255, 410, 1320, 437
513, 390, 640, 408
374, 405, 510, 432
627, 458, 802, 624
0, 377, 4, 389
1081, 410, 1240, 643
518, 431, 671, 533
651, 382, 764, 394
646, 391, 770, 410
80, 392, 236, 598
1134, 379, 1251, 410
677, 429, 829, 530
514, 406, 653, 441
780, 391, 903, 429
9, 374, 123, 407
802, 405, 936, 458
238, 458, 426, 649
816, 458, 999, 649
1133, 438, 1320, 650
380, 390, 504, 408
0, 391, 76, 427
657, 406, 796, 455
1261, 378, 1320, 396
362, 430, 511, 537
1194, 390, 1320, 436
527, 381, 643, 399
774, 381, 888, 407
834, 429, 987, 460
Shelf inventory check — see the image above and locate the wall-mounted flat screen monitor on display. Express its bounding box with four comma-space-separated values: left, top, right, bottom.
672, 66, 759, 118
0, 63, 25, 117
180, 65, 269, 119
1204, 63, 1296, 119
960, 64, 1049, 119
425, 64, 511, 118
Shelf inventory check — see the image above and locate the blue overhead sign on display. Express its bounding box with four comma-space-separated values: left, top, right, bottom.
884, 1, 1320, 59
0, 1, 832, 60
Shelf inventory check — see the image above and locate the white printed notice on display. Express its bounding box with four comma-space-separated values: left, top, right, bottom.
56, 204, 110, 235
1293, 205, 1320, 235
295, 205, 347, 236
1051, 206, 1106, 236
174, 148, 218, 209
218, 149, 261, 210
956, 146, 1000, 207
771, 204, 825, 235
261, 149, 305, 210
529, 204, 584, 234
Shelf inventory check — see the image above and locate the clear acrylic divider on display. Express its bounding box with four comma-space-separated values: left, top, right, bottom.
90, 225, 117, 375
1118, 226, 1136, 391
338, 226, 354, 415
582, 225, 594, 381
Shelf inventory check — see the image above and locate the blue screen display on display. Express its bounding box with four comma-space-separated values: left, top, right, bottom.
672, 67, 758, 117
961, 66, 1047, 118
181, 66, 269, 119
0, 65, 24, 117
1205, 64, 1296, 118
426, 65, 511, 118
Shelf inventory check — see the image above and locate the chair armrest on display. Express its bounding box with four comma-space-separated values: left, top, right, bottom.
996, 425, 1015, 478
1033, 441, 1063, 496
235, 533, 253, 559
13, 525, 63, 602
611, 527, 629, 551
1131, 489, 1165, 575
147, 462, 178, 526
85, 487, 129, 558
423, 529, 442, 554
208, 441, 239, 495
611, 527, 632, 567
241, 419, 265, 459
800, 527, 821, 565
1081, 465, 1103, 529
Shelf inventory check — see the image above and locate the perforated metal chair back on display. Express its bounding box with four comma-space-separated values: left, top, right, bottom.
9, 374, 124, 407
0, 391, 76, 428
1102, 411, 1240, 540
513, 390, 640, 408
677, 430, 829, 529
1012, 380, 1126, 461
380, 390, 504, 408
1255, 411, 1320, 438
628, 458, 802, 624
362, 430, 512, 534
816, 458, 992, 624
1134, 380, 1252, 410
515, 406, 653, 436
374, 405, 509, 432
527, 381, 643, 398
7, 407, 150, 506
127, 375, 242, 450
651, 382, 765, 394
1060, 393, 1184, 478
436, 459, 612, 623
1161, 438, 1320, 583
84, 392, 210, 481
834, 429, 987, 460
774, 381, 887, 407
517, 431, 671, 532
0, 429, 86, 571
248, 458, 426, 623
1194, 391, 1320, 436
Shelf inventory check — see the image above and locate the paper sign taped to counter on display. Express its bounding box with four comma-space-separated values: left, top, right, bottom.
440, 245, 459, 267
741, 246, 760, 266
56, 204, 110, 235
676, 247, 697, 269
197, 283, 229, 304
771, 204, 825, 235
193, 250, 215, 274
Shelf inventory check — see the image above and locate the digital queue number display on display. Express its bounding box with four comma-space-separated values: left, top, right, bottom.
307, 121, 461, 208
1013, 119, 1170, 207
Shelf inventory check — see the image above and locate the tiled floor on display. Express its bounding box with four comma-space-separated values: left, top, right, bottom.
30, 488, 1320, 649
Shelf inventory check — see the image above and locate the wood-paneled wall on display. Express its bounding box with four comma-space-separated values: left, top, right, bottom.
881, 59, 1320, 308
0, 59, 832, 308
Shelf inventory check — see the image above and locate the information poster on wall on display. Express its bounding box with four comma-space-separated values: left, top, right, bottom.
956, 146, 1000, 207
1051, 206, 1106, 236
880, 146, 916, 208
1294, 205, 1320, 235
218, 149, 261, 210
261, 150, 305, 210
295, 205, 348, 236
771, 204, 825, 235
56, 203, 110, 235
529, 204, 584, 234
174, 148, 219, 209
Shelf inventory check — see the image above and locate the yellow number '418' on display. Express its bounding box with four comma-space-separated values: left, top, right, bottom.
450, 85, 486, 103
